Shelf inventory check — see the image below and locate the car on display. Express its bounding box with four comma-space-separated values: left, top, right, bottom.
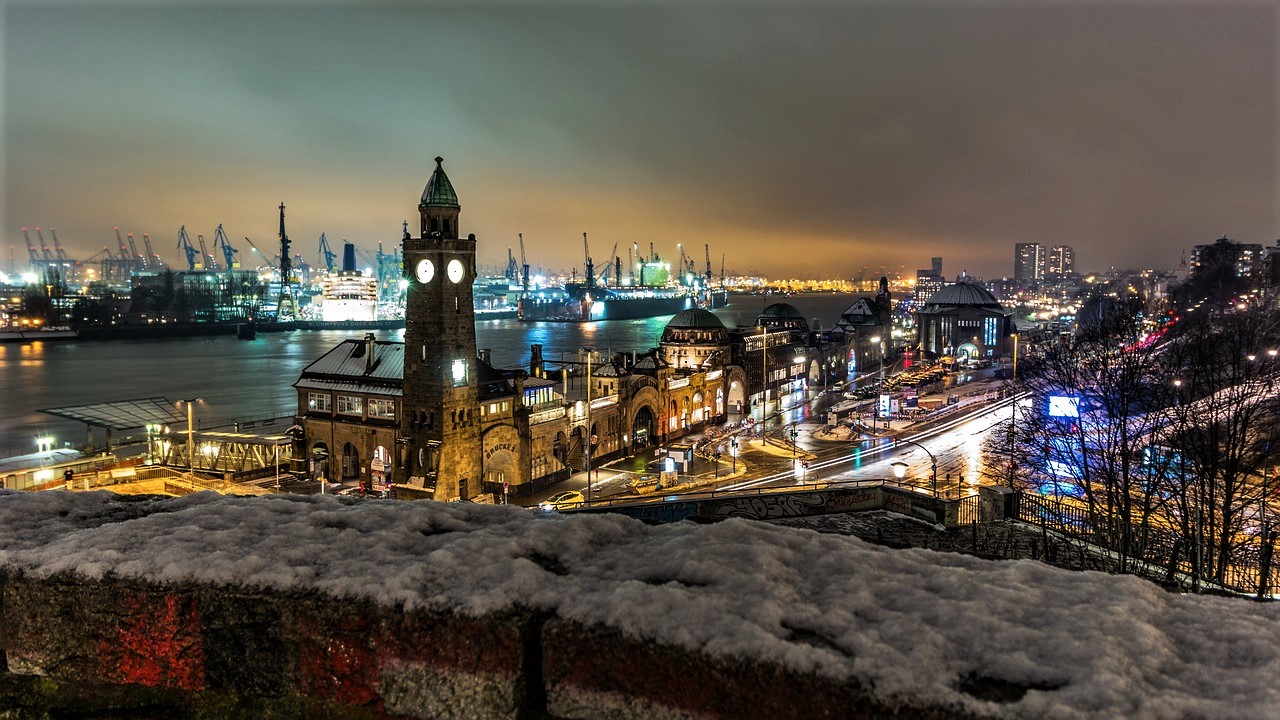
539, 490, 585, 511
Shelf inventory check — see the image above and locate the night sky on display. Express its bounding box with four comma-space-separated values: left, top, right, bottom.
5, 3, 1274, 279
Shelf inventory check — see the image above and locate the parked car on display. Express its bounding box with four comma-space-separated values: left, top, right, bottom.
539, 490, 585, 511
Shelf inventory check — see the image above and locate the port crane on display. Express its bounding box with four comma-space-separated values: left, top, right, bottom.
213, 225, 239, 272
196, 234, 215, 271
177, 226, 199, 271
142, 234, 161, 269
126, 233, 143, 272
505, 248, 518, 282
242, 236, 276, 269
115, 228, 132, 273
518, 234, 530, 292
23, 228, 39, 265
49, 229, 70, 264
276, 203, 295, 321
705, 244, 713, 286
318, 233, 337, 272
36, 228, 54, 263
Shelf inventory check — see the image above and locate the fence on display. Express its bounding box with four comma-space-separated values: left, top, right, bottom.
1013, 491, 1273, 597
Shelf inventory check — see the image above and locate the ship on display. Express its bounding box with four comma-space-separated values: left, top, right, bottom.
518, 257, 729, 322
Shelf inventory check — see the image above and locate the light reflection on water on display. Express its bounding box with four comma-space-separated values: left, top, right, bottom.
0, 294, 858, 452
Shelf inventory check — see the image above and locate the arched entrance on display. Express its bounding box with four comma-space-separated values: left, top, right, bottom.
728, 381, 746, 414
809, 359, 822, 383
341, 442, 360, 482
956, 342, 980, 362
485, 450, 515, 493
553, 431, 568, 467
631, 406, 655, 451
310, 441, 329, 481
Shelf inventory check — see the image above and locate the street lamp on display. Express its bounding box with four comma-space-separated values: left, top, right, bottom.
892, 437, 938, 496
758, 324, 769, 422
869, 335, 885, 431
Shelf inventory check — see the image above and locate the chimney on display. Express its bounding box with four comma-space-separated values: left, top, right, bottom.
480, 348, 491, 365
342, 242, 357, 273
530, 344, 544, 377
364, 333, 376, 373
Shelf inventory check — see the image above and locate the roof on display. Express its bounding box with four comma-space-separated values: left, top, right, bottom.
39, 397, 186, 431
296, 339, 405, 383
923, 281, 1004, 310
759, 303, 803, 319
593, 362, 626, 377
420, 156, 460, 208
665, 308, 726, 330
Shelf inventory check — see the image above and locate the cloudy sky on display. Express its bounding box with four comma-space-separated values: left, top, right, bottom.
4, 2, 1274, 280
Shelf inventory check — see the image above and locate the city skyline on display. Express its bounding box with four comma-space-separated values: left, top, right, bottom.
6, 3, 1274, 279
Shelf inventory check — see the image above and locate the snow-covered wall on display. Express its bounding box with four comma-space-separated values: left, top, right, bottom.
0, 491, 1277, 719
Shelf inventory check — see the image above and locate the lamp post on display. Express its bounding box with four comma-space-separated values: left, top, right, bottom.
869, 335, 884, 431
758, 324, 769, 423
177, 398, 202, 472
893, 437, 938, 496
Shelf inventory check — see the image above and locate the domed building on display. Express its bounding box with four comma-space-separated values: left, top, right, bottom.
660, 308, 730, 370
916, 279, 1014, 361
757, 303, 809, 333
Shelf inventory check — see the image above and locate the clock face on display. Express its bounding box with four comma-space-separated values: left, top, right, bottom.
415, 259, 435, 284
447, 258, 465, 284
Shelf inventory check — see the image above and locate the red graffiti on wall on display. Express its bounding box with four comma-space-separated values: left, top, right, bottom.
298, 615, 382, 707
99, 592, 206, 690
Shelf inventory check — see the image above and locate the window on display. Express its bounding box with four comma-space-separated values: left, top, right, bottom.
369, 398, 395, 419
308, 393, 331, 413
983, 317, 1000, 347
337, 395, 363, 415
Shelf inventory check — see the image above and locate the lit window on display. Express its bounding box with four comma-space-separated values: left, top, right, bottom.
452, 358, 467, 386
369, 398, 395, 419
337, 395, 363, 415
308, 393, 332, 413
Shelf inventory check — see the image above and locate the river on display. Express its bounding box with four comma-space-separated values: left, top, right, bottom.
0, 294, 859, 454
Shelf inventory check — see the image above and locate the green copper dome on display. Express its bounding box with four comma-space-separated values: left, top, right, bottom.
420, 156, 460, 208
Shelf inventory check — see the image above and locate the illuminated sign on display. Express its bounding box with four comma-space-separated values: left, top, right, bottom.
1047, 395, 1080, 418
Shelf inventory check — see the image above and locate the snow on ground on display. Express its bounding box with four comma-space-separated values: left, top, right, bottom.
1, 490, 1278, 719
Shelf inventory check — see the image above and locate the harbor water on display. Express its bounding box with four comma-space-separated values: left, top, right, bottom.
0, 294, 858, 454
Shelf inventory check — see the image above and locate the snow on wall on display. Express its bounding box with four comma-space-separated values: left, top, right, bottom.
1, 490, 1278, 719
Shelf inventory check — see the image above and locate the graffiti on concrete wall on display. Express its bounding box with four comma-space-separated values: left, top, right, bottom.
714, 492, 830, 521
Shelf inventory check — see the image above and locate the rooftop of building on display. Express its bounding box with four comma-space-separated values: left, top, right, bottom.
420, 156, 460, 209
923, 280, 1005, 310
664, 308, 726, 330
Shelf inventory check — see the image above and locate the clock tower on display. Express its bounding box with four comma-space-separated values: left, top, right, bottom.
400, 156, 482, 501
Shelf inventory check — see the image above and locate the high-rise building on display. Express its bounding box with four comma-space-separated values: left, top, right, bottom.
401, 157, 484, 501
914, 258, 945, 308
1014, 243, 1044, 285
1046, 246, 1075, 280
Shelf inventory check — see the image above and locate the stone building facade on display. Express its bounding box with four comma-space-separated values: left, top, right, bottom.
292, 158, 737, 500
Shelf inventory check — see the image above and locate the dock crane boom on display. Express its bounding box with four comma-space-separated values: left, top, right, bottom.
36, 228, 54, 262
115, 227, 131, 269
23, 228, 38, 264
126, 234, 143, 270
197, 234, 214, 271
705, 244, 712, 285
50, 228, 69, 262
518, 233, 530, 291
142, 234, 160, 269
242, 236, 276, 267
318, 232, 337, 272
213, 224, 238, 272
177, 226, 199, 271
